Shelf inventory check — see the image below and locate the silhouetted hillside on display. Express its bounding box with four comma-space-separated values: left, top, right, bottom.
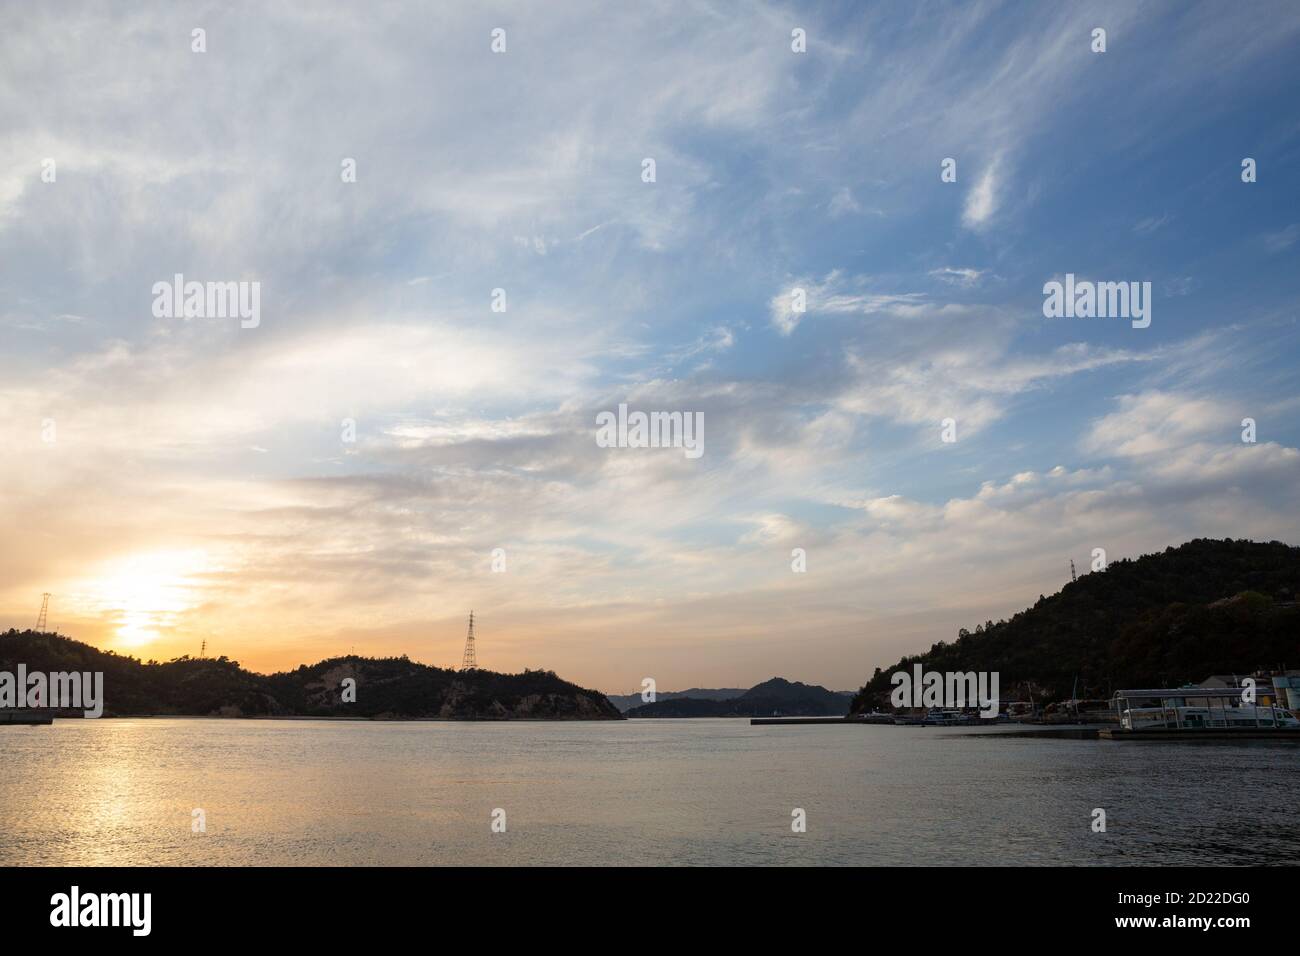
850, 538, 1300, 713
0, 631, 621, 719
627, 677, 848, 717
604, 687, 749, 713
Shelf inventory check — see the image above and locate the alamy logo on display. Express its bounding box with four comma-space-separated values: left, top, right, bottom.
0, 666, 103, 717
152, 273, 261, 328
595, 403, 704, 459
50, 886, 151, 936
1042, 273, 1151, 328
890, 665, 1000, 718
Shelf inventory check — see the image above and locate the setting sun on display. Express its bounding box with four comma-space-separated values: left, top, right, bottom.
81, 551, 209, 650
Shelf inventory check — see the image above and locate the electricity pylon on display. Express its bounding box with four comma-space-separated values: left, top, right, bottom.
460, 611, 477, 671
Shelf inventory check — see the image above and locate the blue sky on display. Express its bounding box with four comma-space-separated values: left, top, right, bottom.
1, 1, 1298, 691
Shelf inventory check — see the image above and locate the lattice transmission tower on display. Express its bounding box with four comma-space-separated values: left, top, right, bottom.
460, 611, 477, 671
35, 593, 50, 631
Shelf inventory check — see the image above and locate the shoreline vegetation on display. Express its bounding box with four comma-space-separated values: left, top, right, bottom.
0, 634, 623, 721
849, 538, 1300, 715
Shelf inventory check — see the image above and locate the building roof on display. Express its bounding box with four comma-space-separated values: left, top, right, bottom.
1111, 688, 1258, 700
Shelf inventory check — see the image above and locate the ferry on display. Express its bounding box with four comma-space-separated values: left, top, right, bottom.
1120, 703, 1299, 731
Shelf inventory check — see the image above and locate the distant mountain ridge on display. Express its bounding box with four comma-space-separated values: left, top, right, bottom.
626, 677, 849, 717
604, 687, 749, 713
849, 538, 1300, 714
0, 631, 622, 720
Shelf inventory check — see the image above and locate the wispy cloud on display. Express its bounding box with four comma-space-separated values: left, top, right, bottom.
1134, 213, 1172, 235
929, 267, 987, 287
962, 159, 1001, 230
2, 1, 1299, 689
1263, 223, 1299, 252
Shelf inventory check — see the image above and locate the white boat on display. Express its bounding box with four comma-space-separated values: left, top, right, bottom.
1120, 703, 1300, 731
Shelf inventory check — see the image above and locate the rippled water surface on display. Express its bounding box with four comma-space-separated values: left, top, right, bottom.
2, 718, 1296, 865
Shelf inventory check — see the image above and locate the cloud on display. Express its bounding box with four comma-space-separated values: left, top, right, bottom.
769, 271, 926, 336
929, 267, 987, 287
1133, 213, 1172, 235
1082, 391, 1235, 458
961, 159, 1000, 230
1263, 223, 1300, 252
828, 187, 862, 217
3, 1, 1300, 691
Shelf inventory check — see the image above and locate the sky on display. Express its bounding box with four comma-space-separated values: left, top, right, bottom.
1, 1, 1298, 694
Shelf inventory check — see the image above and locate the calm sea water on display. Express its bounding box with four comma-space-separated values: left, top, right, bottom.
2, 718, 1296, 866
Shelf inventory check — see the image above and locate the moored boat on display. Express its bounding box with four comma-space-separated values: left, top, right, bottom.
1113, 687, 1300, 731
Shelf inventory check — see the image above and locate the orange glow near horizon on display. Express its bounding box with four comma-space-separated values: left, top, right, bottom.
77, 550, 211, 652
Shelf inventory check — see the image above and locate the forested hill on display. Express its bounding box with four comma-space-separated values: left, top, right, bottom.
850, 538, 1300, 714
0, 630, 622, 719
